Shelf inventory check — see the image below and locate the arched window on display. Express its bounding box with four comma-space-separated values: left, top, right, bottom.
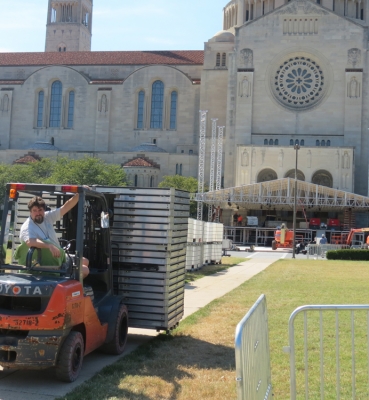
189, 150, 193, 154
290, 139, 294, 145
327, 140, 331, 146
216, 53, 221, 67
37, 91, 44, 128
150, 176, 154, 188
321, 140, 326, 146
49, 80, 62, 127
170, 91, 178, 129
180, 164, 183, 176
134, 175, 138, 187
67, 91, 75, 129
137, 90, 145, 129
221, 53, 226, 67
300, 139, 305, 146
269, 139, 273, 145
295, 139, 299, 145
264, 139, 268, 145
274, 139, 279, 145
316, 140, 320, 146
176, 164, 179, 175
150, 80, 164, 129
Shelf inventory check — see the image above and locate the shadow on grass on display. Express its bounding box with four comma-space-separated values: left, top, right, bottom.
59, 334, 235, 400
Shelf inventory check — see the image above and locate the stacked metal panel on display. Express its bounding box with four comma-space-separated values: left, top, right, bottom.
102, 187, 189, 332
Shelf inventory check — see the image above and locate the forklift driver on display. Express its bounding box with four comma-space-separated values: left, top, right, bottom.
19, 194, 90, 278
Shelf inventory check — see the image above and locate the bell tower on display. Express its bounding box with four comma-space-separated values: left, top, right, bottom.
45, 0, 93, 52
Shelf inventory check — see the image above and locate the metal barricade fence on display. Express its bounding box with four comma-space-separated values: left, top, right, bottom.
235, 294, 272, 400
306, 244, 349, 258
285, 305, 369, 400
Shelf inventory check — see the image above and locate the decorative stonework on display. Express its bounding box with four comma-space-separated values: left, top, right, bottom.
272, 56, 326, 111
276, 0, 328, 15
241, 150, 249, 166
0, 94, 9, 112
238, 77, 252, 98
348, 48, 361, 68
283, 18, 319, 35
347, 77, 360, 98
98, 94, 109, 112
239, 49, 253, 68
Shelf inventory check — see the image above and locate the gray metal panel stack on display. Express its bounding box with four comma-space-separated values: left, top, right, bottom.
97, 187, 189, 332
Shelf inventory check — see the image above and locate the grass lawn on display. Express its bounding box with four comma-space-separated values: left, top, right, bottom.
51, 259, 369, 399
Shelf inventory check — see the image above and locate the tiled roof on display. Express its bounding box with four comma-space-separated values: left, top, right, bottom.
14, 152, 42, 164
123, 157, 159, 168
0, 51, 204, 67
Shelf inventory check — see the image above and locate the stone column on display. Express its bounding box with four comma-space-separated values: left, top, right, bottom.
237, 0, 245, 26
344, 71, 362, 192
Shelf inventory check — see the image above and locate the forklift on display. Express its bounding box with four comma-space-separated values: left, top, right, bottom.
0, 183, 128, 382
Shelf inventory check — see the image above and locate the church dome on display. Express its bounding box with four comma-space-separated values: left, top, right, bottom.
129, 143, 167, 153
210, 30, 235, 42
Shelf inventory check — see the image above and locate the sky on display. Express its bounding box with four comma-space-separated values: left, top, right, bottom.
0, 0, 227, 53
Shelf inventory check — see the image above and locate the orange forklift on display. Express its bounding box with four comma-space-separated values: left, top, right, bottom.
0, 183, 128, 382
272, 224, 304, 250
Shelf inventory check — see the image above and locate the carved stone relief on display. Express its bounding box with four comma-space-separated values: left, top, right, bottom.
278, 150, 284, 167
239, 48, 253, 68
276, 0, 328, 15
342, 152, 350, 169
347, 77, 360, 98
348, 48, 361, 68
239, 77, 251, 98
16, 69, 25, 78
98, 94, 108, 113
252, 148, 256, 166
283, 18, 319, 35
110, 68, 119, 78
241, 150, 249, 166
0, 94, 9, 112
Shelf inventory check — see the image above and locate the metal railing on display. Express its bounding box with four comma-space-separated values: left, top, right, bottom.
235, 294, 272, 400
306, 244, 350, 258
285, 304, 369, 399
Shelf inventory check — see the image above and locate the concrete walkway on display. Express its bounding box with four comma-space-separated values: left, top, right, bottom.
0, 253, 281, 400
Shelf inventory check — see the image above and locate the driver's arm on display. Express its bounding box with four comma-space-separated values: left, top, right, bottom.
60, 193, 80, 217
25, 238, 61, 257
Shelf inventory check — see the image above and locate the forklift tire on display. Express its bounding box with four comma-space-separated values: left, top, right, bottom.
272, 240, 277, 251
55, 331, 84, 382
101, 304, 128, 355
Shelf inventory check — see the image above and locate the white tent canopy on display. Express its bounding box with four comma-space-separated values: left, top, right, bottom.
195, 178, 369, 211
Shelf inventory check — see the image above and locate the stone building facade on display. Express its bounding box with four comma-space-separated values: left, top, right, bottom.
0, 0, 367, 197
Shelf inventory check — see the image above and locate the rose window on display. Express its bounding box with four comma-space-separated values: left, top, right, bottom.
272, 57, 325, 110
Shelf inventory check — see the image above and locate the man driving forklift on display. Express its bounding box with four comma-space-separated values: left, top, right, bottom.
18, 194, 90, 278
